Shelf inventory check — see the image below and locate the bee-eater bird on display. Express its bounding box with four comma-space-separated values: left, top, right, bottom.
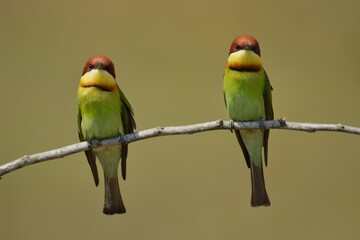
77, 55, 136, 214
223, 35, 273, 206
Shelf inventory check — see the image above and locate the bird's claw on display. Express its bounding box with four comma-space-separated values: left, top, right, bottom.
229, 119, 235, 133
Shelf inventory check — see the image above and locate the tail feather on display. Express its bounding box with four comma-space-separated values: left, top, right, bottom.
103, 174, 126, 214
250, 164, 270, 207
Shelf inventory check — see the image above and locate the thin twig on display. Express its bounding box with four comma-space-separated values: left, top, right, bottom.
1, 118, 359, 177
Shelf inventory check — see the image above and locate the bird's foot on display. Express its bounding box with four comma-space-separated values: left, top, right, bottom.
229, 119, 235, 133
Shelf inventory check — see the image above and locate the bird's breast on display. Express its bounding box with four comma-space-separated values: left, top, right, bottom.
224, 70, 266, 121
78, 90, 123, 140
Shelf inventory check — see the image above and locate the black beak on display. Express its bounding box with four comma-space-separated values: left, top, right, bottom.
95, 62, 105, 70
242, 42, 252, 50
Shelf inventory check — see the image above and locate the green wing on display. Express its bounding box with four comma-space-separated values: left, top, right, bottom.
119, 89, 136, 180
77, 110, 99, 186
263, 72, 274, 166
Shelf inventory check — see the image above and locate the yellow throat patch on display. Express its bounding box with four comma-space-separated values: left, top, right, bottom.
227, 50, 262, 71
79, 69, 117, 91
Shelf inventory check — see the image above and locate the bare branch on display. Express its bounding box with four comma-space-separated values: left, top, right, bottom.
1, 118, 359, 177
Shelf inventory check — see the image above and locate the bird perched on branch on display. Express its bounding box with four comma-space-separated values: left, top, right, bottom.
223, 35, 274, 206
77, 55, 136, 214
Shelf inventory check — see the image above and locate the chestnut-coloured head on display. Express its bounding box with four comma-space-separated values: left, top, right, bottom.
82, 55, 116, 78
229, 34, 261, 57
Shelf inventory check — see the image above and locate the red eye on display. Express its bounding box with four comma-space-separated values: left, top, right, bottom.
88, 64, 94, 70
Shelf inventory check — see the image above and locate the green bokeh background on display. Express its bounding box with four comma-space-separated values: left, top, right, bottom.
1, 0, 359, 239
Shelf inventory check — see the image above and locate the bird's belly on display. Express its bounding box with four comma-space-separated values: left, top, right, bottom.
82, 115, 123, 140
228, 95, 265, 121
94, 146, 122, 178
80, 95, 124, 140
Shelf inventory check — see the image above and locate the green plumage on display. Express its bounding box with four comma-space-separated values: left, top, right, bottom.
78, 86, 135, 178
223, 67, 273, 207
77, 66, 135, 214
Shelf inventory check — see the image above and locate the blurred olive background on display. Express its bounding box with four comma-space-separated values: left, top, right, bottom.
1, 0, 360, 239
